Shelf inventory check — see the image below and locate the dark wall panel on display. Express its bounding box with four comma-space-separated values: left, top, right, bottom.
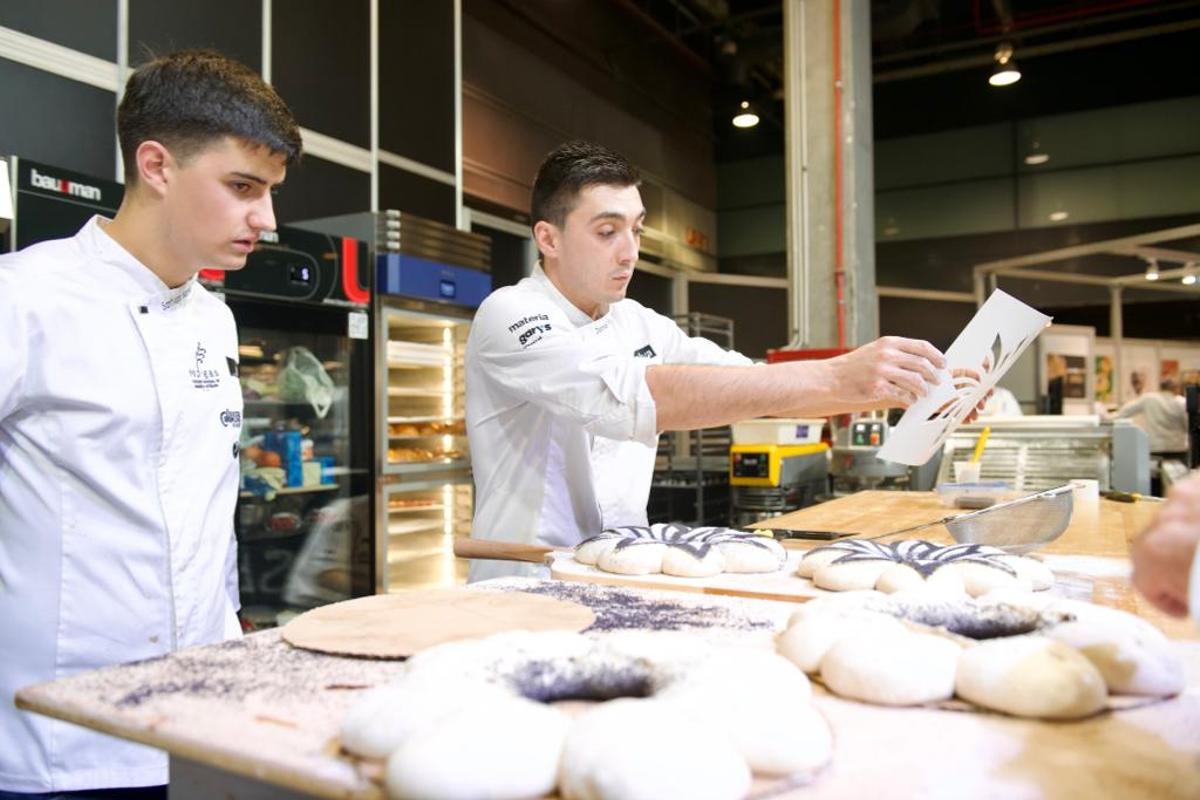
0, 1, 117, 61
626, 270, 673, 317
273, 155, 369, 225
379, 164, 456, 225
0, 60, 115, 179
687, 283, 788, 361
379, 0, 454, 172
129, 0, 261, 69
272, 0, 369, 147
474, 225, 528, 291
879, 297, 976, 354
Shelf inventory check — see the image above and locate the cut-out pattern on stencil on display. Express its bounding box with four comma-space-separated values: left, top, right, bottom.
877, 290, 1050, 466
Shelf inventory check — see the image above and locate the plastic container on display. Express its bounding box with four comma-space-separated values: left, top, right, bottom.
935, 481, 1012, 508
731, 418, 825, 445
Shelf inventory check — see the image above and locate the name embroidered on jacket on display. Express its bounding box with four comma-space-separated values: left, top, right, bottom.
633, 344, 657, 358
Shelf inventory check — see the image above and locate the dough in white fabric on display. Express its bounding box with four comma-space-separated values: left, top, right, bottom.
660, 649, 829, 775
340, 680, 511, 759
558, 699, 752, 800
777, 607, 907, 673
876, 563, 968, 596
719, 537, 787, 573
661, 544, 724, 577
955, 635, 1107, 719
598, 542, 666, 575
1041, 601, 1185, 696
820, 629, 962, 706
386, 695, 569, 800
797, 547, 847, 578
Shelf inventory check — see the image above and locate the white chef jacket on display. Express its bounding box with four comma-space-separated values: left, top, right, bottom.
0, 217, 243, 792
1117, 392, 1188, 453
465, 265, 753, 582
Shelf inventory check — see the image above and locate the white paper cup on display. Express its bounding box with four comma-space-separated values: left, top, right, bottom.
954, 460, 982, 483
1069, 478, 1100, 505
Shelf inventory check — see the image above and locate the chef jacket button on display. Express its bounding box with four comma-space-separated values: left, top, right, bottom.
149, 635, 159, 644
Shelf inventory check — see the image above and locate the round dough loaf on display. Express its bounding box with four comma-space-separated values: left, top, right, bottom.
719, 537, 787, 573
386, 695, 568, 800
558, 699, 752, 800
955, 635, 1108, 719
820, 629, 962, 706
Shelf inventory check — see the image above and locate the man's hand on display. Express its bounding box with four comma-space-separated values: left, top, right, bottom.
826, 336, 946, 412
1131, 472, 1200, 617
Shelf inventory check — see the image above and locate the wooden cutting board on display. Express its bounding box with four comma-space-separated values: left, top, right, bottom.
281, 588, 595, 658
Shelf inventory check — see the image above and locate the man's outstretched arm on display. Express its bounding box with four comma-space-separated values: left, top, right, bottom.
646, 336, 946, 431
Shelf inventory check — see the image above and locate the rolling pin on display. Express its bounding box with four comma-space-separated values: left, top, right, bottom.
453, 538, 559, 563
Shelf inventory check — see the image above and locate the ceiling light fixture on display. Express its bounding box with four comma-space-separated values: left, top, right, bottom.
1024, 139, 1049, 165
1183, 262, 1198, 286
1144, 258, 1160, 281
732, 100, 759, 129
989, 42, 1021, 87
1049, 210, 1069, 222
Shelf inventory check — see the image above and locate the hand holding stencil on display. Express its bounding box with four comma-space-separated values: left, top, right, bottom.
877, 290, 1052, 466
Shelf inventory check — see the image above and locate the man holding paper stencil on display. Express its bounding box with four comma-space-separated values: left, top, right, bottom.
465, 140, 961, 582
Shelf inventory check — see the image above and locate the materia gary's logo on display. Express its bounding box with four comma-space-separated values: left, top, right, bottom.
189, 342, 220, 390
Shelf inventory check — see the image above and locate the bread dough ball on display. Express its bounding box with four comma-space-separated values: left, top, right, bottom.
1000, 555, 1055, 591
386, 695, 569, 800
813, 557, 894, 591
573, 538, 613, 566
661, 544, 724, 577
820, 629, 962, 706
1041, 601, 1185, 696
797, 547, 849, 578
558, 699, 751, 800
941, 561, 1030, 597
341, 680, 510, 759
598, 542, 666, 575
659, 649, 828, 775
719, 537, 786, 573
955, 635, 1107, 719
777, 607, 907, 673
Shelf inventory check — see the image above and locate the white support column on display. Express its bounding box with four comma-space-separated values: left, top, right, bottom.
783, 0, 876, 348
115, 0, 129, 183
1110, 285, 1124, 404
369, 0, 379, 212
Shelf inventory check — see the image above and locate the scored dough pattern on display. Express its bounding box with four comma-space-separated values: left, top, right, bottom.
806, 539, 1018, 578
579, 522, 780, 560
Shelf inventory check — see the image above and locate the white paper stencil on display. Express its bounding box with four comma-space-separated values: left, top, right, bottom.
876, 289, 1051, 466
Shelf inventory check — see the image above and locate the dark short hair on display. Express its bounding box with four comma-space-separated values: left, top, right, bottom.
531, 141, 640, 229
118, 50, 302, 184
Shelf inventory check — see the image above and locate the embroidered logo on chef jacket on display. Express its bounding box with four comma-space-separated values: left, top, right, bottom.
507, 314, 554, 349
219, 409, 242, 428
633, 344, 657, 358
188, 341, 221, 390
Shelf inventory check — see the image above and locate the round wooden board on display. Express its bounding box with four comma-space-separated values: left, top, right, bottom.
281, 588, 596, 658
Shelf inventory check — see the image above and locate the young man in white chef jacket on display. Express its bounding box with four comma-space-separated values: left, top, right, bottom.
465, 141, 950, 582
0, 51, 299, 798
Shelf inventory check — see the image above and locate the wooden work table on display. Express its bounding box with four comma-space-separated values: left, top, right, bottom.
15, 492, 1200, 799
